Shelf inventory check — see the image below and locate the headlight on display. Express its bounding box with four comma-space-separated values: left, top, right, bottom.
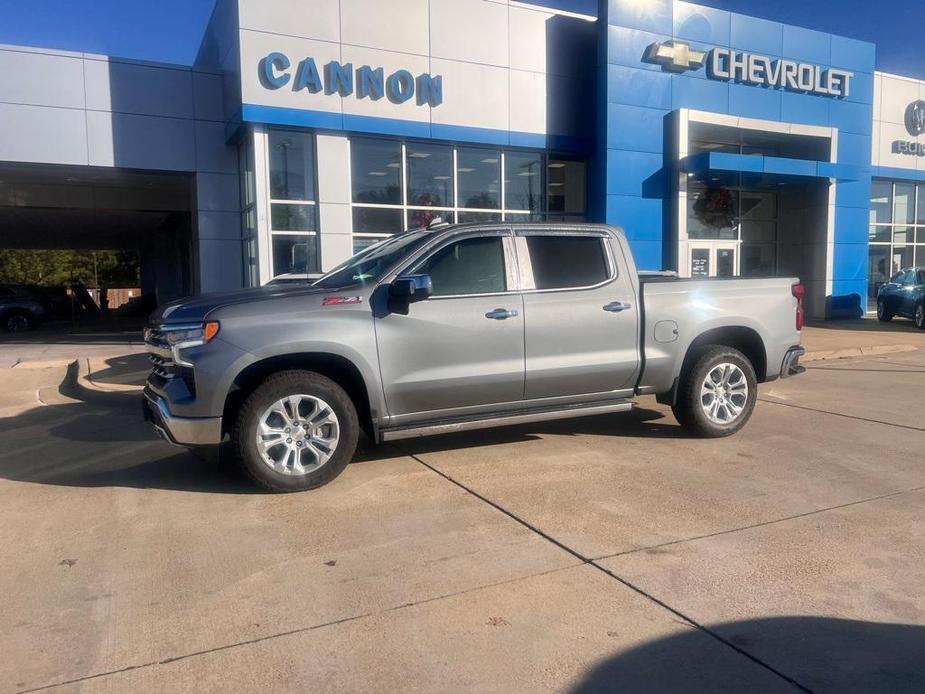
162, 321, 220, 366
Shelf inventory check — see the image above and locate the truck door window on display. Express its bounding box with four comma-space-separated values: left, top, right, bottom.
417, 236, 506, 296
525, 235, 610, 290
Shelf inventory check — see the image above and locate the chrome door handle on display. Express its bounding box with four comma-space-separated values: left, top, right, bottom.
485, 308, 519, 320
603, 301, 632, 313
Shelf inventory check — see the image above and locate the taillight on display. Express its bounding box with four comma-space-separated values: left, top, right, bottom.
792, 283, 805, 331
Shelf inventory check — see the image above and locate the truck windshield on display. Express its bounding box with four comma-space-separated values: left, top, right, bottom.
313, 231, 433, 289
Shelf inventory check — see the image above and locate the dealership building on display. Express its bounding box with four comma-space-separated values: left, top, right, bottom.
1, 0, 924, 318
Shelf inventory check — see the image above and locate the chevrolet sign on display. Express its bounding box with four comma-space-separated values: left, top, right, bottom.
645, 42, 854, 98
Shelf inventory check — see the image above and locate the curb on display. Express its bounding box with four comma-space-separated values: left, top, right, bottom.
802, 344, 918, 363
60, 359, 141, 405
78, 357, 146, 394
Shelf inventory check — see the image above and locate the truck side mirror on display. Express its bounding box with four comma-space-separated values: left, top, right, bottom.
389, 274, 432, 303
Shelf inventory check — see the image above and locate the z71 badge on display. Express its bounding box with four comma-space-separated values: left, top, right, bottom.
322, 296, 362, 306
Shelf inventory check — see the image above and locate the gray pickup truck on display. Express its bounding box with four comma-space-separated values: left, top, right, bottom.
143, 223, 805, 492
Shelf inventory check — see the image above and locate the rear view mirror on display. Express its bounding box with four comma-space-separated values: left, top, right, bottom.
390, 274, 432, 303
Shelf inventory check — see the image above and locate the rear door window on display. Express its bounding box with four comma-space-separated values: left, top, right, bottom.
524, 235, 611, 290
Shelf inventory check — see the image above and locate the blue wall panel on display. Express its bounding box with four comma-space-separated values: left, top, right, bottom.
600, 0, 878, 316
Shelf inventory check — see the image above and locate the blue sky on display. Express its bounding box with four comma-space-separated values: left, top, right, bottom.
0, 0, 921, 79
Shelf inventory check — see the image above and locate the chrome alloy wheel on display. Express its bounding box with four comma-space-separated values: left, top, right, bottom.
255, 394, 340, 476
700, 363, 749, 425
916, 303, 925, 329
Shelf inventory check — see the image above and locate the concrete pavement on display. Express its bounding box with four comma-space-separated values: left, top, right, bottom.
1, 345, 924, 691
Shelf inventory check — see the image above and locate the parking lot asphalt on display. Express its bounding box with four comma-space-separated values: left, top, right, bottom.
1, 349, 923, 693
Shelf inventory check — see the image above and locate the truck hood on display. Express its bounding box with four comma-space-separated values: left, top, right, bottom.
154, 284, 335, 323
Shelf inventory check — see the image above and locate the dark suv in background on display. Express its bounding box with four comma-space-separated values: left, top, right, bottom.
877, 268, 925, 329
0, 285, 51, 333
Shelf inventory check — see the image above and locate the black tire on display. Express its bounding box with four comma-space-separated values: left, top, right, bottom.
233, 370, 359, 492
671, 345, 758, 438
915, 302, 925, 330
877, 299, 893, 322
2, 310, 36, 333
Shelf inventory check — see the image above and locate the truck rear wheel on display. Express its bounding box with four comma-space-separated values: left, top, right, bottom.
672, 345, 758, 438
233, 370, 359, 492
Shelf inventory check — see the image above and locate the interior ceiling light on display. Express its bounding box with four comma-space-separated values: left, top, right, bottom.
368, 171, 387, 176
457, 167, 474, 173
480, 158, 498, 164
408, 152, 431, 158
547, 162, 566, 168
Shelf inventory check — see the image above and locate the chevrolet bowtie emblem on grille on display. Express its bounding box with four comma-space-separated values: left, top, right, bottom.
644, 41, 706, 73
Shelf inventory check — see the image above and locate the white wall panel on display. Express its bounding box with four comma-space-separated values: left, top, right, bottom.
430, 59, 508, 131
872, 71, 925, 173
509, 70, 546, 134
87, 111, 196, 170
319, 202, 352, 237
340, 45, 432, 123
239, 30, 342, 113
198, 237, 243, 292
319, 223, 354, 270
193, 71, 225, 121
341, 0, 429, 55
197, 210, 241, 239
0, 103, 87, 165
315, 133, 351, 204
879, 74, 920, 125
509, 6, 550, 74
0, 49, 86, 109
84, 58, 194, 119
238, 0, 340, 42
430, 0, 508, 68
195, 120, 239, 175
196, 172, 240, 212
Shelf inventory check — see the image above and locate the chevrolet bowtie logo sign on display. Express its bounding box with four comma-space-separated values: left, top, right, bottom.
644, 41, 706, 72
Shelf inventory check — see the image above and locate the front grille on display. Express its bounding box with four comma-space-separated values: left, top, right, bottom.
145, 325, 197, 397
145, 326, 177, 389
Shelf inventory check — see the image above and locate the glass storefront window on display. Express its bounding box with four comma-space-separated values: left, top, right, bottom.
348, 137, 587, 249
869, 225, 891, 243
548, 160, 586, 215
351, 138, 402, 204
406, 142, 453, 207
268, 130, 315, 201
504, 151, 544, 212
918, 185, 925, 224
408, 208, 453, 228
271, 203, 316, 231
272, 234, 318, 277
457, 211, 502, 223
892, 245, 914, 274
894, 183, 915, 225
867, 180, 925, 307
869, 180, 892, 225
456, 147, 500, 209
352, 207, 403, 234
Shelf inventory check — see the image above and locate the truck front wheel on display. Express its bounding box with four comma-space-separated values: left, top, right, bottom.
233, 370, 359, 492
672, 345, 758, 438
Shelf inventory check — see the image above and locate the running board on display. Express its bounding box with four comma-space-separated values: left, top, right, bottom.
380, 400, 634, 442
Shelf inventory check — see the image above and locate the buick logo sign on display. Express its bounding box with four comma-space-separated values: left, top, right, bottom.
906, 100, 925, 137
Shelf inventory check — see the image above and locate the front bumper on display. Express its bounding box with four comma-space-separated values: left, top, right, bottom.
142, 388, 223, 446
780, 346, 806, 378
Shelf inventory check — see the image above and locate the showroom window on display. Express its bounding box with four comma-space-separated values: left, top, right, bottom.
349, 137, 587, 254
267, 129, 319, 277
240, 132, 258, 287
868, 180, 925, 305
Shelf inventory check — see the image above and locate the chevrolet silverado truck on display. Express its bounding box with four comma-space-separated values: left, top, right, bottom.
143, 223, 805, 492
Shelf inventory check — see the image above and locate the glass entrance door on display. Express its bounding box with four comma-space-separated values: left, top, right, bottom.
689, 243, 738, 278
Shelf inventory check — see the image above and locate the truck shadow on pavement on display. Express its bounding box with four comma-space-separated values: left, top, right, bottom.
0, 388, 685, 493
570, 616, 925, 694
